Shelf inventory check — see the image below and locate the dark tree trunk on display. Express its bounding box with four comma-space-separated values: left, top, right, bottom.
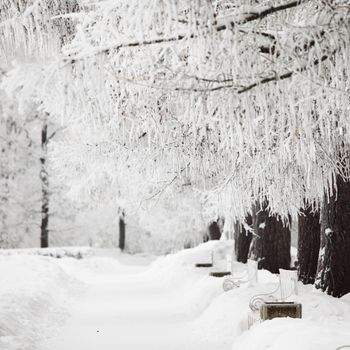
249, 201, 291, 273
119, 211, 126, 250
297, 207, 320, 284
234, 214, 253, 263
1, 120, 14, 247
0, 172, 10, 248
208, 221, 221, 240
315, 175, 350, 297
40, 123, 49, 248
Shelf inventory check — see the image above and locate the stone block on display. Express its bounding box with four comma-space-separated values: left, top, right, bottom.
209, 271, 231, 278
260, 302, 302, 320
195, 263, 213, 268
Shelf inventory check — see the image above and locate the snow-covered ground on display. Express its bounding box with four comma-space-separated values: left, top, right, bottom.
0, 254, 80, 350
1, 242, 350, 350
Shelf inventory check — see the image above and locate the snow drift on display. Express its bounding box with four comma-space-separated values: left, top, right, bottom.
0, 255, 80, 350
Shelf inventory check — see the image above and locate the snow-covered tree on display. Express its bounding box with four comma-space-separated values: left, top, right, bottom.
32, 0, 347, 217
0, 84, 40, 247
2, 0, 350, 294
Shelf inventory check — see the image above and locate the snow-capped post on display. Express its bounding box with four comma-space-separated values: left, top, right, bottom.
249, 201, 291, 274
247, 259, 258, 287
279, 269, 298, 299
297, 206, 320, 284
226, 253, 233, 274
40, 119, 49, 248
195, 249, 213, 268
315, 175, 350, 297
119, 210, 126, 251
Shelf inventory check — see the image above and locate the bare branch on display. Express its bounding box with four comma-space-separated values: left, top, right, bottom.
172, 51, 334, 94
237, 52, 332, 94
64, 0, 309, 63
46, 126, 66, 144
145, 162, 190, 201
216, 0, 309, 30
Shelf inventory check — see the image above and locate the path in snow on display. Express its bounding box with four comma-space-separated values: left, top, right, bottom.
45, 256, 231, 350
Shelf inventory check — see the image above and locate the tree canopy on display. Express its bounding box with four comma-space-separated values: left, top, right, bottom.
1, 0, 350, 225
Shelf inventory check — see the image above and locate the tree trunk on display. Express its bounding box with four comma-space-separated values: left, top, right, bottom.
297, 207, 320, 284
315, 175, 350, 297
119, 210, 126, 250
208, 220, 221, 240
0, 175, 9, 248
249, 201, 291, 273
40, 123, 49, 248
0, 120, 13, 248
234, 214, 253, 263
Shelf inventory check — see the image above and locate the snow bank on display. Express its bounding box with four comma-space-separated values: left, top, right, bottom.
0, 247, 93, 259
2, 243, 350, 350
146, 240, 234, 284
53, 249, 155, 284
229, 281, 350, 350
158, 242, 350, 350
0, 255, 80, 350
233, 317, 350, 350
138, 241, 234, 316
